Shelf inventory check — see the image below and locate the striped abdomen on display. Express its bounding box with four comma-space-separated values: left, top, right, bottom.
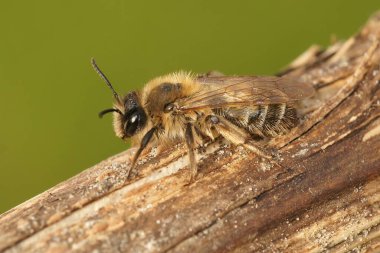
213, 104, 298, 138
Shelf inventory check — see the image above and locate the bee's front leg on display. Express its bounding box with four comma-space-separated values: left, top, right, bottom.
128, 127, 156, 178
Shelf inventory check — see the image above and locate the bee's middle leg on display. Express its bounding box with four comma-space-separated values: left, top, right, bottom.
185, 123, 197, 183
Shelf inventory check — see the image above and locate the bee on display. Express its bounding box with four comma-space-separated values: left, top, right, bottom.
91, 59, 314, 182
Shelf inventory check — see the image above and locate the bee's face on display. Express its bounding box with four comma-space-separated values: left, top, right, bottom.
118, 92, 147, 139
91, 58, 149, 141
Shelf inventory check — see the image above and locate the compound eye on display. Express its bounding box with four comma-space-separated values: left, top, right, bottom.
123, 106, 147, 138
124, 113, 139, 137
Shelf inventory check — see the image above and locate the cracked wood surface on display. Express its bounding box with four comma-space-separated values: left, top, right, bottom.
1, 12, 380, 253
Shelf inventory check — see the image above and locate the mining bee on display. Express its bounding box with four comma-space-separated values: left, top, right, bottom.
91, 59, 314, 182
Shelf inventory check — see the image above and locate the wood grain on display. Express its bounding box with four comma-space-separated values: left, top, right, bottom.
1, 11, 380, 253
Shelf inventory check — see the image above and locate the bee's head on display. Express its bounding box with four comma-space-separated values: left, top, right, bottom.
91, 58, 147, 139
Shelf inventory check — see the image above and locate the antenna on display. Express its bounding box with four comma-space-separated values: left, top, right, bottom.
91, 58, 121, 103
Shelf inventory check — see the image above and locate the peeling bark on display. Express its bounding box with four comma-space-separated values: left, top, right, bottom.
1, 12, 380, 253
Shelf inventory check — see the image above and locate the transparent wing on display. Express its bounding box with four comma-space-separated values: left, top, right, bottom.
177, 76, 315, 111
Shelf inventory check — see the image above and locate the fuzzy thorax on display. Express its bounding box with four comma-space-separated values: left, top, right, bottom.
112, 72, 201, 146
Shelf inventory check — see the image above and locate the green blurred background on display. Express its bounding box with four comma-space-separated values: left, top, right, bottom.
0, 1, 378, 213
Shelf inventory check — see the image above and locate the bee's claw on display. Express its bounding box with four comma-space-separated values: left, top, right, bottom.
268, 147, 281, 160
184, 170, 197, 186
185, 178, 195, 186
126, 166, 133, 179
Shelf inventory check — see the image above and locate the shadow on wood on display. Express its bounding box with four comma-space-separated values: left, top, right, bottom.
1, 11, 380, 253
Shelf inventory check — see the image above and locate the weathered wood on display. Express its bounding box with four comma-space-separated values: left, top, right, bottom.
1, 12, 380, 253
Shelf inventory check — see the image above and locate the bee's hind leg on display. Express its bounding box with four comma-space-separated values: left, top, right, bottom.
205, 115, 275, 160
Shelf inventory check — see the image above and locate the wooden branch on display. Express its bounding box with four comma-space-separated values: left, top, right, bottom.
1, 12, 380, 253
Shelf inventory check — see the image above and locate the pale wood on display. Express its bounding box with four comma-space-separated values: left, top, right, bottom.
1, 12, 380, 253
